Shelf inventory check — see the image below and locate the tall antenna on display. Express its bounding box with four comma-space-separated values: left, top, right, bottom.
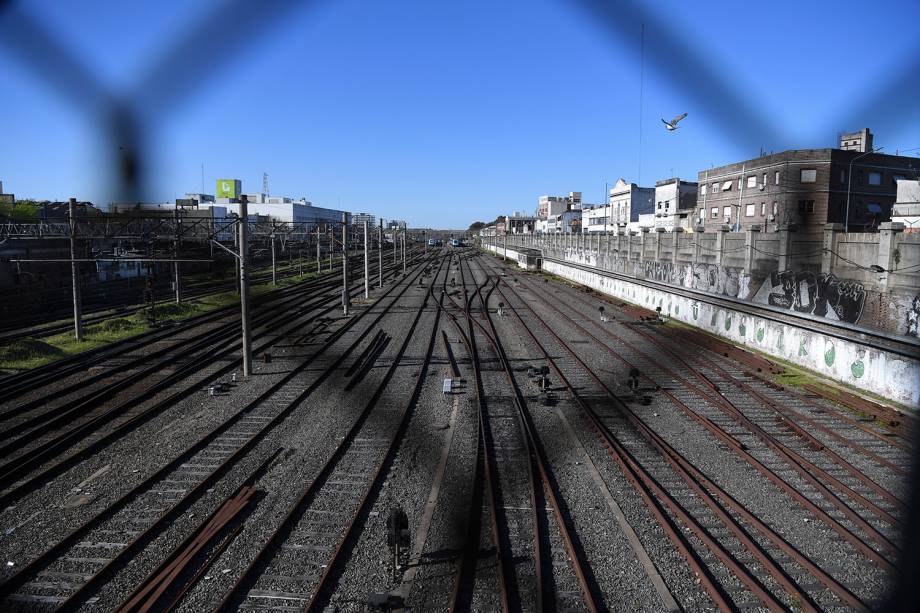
637, 23, 645, 185
263, 172, 269, 197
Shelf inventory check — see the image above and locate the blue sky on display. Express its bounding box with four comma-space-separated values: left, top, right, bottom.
1, 0, 918, 228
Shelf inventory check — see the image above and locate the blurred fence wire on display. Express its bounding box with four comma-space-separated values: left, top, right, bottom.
1, 0, 919, 608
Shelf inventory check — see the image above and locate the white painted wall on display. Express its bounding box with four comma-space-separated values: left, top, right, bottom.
484, 243, 919, 407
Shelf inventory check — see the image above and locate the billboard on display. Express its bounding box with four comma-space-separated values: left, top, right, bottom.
216, 179, 242, 199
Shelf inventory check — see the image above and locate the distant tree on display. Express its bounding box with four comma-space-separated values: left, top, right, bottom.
468, 221, 486, 232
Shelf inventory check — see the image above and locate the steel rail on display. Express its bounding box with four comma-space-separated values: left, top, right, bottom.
215, 254, 449, 611
487, 257, 883, 609
500, 259, 900, 570
0, 252, 438, 609
0, 255, 421, 509
479, 258, 824, 611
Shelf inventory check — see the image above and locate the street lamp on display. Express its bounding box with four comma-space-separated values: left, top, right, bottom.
845, 146, 883, 233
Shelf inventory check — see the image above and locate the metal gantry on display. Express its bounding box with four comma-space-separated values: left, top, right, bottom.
2, 200, 403, 377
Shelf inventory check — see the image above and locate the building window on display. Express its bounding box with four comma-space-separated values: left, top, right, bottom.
721, 181, 732, 191
745, 204, 755, 216
772, 201, 778, 217
657, 201, 662, 210
774, 171, 780, 185
868, 171, 881, 186
712, 182, 720, 192
798, 200, 815, 213
760, 202, 766, 216
701, 185, 707, 195
723, 205, 732, 219
698, 208, 704, 221
840, 169, 846, 183
867, 203, 882, 214
747, 176, 757, 188
710, 207, 718, 219
800, 169, 817, 183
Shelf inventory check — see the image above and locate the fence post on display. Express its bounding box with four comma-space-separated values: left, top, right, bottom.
821, 223, 843, 275
68, 198, 83, 341
743, 226, 760, 274
877, 222, 905, 291
672, 228, 681, 265
715, 225, 729, 267
777, 223, 795, 271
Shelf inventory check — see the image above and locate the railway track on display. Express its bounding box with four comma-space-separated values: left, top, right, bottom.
0, 252, 421, 511
214, 254, 450, 612
480, 251, 900, 609
441, 254, 598, 611
0, 256, 323, 342
0, 250, 441, 610
0, 252, 383, 402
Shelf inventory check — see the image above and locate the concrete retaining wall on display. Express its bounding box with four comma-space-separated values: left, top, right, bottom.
484, 243, 919, 407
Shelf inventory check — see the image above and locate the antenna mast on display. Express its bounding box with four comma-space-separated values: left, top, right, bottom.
263, 172, 269, 197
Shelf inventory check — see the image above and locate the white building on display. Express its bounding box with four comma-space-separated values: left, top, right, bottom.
609, 178, 655, 229
653, 178, 698, 230
892, 179, 920, 233
537, 192, 581, 219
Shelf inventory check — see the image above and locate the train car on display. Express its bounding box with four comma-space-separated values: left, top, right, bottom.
450, 238, 461, 247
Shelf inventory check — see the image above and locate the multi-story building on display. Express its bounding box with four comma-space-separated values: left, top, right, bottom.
696, 133, 918, 233
537, 192, 581, 218
653, 178, 698, 230
608, 178, 654, 230
506, 212, 537, 234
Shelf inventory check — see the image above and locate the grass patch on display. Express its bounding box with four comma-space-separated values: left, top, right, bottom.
0, 272, 319, 371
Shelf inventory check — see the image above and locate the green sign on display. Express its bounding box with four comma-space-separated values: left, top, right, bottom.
216, 179, 241, 199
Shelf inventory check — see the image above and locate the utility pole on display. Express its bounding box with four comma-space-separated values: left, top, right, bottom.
239, 195, 253, 378
328, 225, 333, 271
270, 229, 277, 285
68, 198, 83, 341
378, 219, 384, 288
316, 225, 321, 273
392, 223, 397, 267
173, 208, 182, 303
363, 220, 370, 299
342, 213, 350, 315
402, 224, 407, 274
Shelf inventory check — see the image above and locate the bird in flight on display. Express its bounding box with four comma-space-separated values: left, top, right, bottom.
661, 113, 688, 131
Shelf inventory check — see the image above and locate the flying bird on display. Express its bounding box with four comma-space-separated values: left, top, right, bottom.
661, 112, 688, 131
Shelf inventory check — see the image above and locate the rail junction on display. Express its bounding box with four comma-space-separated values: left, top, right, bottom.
0, 245, 913, 612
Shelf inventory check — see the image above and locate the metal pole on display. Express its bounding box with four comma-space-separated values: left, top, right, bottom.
363, 220, 370, 299
173, 208, 181, 303
239, 196, 253, 378
270, 231, 277, 285
328, 225, 333, 272
379, 219, 384, 288
342, 213, 350, 315
402, 225, 406, 274
316, 226, 321, 273
68, 198, 83, 341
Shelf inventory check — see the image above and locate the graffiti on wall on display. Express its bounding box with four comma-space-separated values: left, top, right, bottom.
765, 270, 866, 324
638, 260, 755, 300
907, 295, 920, 337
